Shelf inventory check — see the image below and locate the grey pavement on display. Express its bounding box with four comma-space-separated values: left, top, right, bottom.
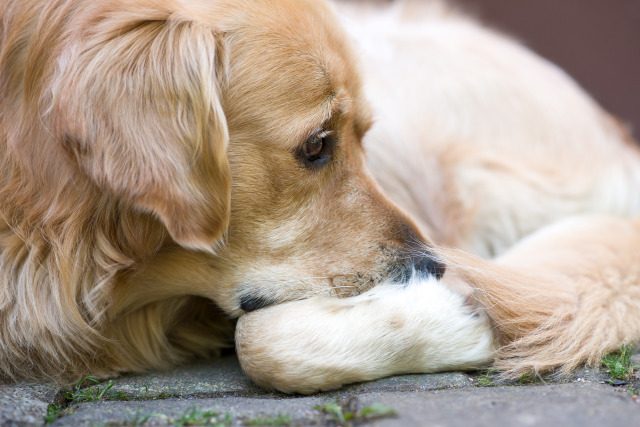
0, 383, 59, 426
1, 355, 638, 426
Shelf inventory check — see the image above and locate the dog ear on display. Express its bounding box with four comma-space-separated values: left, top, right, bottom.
50, 13, 230, 252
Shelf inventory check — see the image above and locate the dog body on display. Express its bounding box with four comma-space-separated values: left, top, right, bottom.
346, 1, 640, 256
2, 0, 640, 392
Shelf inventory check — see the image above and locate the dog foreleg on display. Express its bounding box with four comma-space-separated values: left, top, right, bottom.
235, 276, 495, 394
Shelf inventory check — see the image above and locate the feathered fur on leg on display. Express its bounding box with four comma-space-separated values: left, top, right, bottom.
440, 215, 640, 379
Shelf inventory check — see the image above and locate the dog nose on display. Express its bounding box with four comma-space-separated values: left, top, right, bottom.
240, 293, 273, 312
392, 219, 446, 281
396, 250, 446, 282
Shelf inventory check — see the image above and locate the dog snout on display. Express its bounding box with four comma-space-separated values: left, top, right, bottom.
395, 249, 446, 282
240, 293, 273, 312
391, 219, 446, 281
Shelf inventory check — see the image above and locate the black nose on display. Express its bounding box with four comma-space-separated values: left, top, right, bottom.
396, 250, 446, 282
390, 217, 446, 281
239, 293, 272, 312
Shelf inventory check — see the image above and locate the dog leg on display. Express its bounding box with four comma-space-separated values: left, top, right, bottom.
235, 276, 495, 394
443, 215, 640, 379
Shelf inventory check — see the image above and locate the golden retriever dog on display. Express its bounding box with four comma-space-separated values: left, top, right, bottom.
1, 0, 639, 394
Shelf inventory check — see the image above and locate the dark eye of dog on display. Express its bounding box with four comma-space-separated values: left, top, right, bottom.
303, 134, 324, 160
300, 130, 333, 168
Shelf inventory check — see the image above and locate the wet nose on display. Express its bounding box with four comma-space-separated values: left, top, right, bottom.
396, 249, 446, 282
393, 219, 446, 281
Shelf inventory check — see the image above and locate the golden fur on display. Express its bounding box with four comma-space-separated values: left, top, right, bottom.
1, 0, 640, 393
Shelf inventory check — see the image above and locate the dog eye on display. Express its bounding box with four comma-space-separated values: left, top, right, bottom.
298, 129, 335, 169
303, 134, 325, 161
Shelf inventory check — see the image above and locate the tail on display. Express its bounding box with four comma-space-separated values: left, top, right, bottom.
439, 215, 640, 379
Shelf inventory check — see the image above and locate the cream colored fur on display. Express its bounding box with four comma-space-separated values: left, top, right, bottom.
237, 276, 495, 394
344, 1, 640, 256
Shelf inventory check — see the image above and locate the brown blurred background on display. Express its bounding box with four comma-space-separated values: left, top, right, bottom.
458, 0, 640, 137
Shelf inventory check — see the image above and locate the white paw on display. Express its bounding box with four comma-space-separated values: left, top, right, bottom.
236, 276, 495, 394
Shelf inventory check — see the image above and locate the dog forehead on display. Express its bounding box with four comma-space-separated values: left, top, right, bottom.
218, 0, 360, 147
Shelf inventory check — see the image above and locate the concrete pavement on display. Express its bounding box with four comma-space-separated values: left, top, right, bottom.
1, 355, 638, 426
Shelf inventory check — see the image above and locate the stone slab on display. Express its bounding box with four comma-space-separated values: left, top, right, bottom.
51, 396, 326, 426
364, 383, 640, 427
340, 371, 474, 394
108, 356, 477, 400
0, 383, 59, 426
108, 357, 267, 399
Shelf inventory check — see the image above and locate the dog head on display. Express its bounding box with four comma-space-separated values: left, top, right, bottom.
11, 0, 444, 316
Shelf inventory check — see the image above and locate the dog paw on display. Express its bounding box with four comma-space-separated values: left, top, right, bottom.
235, 278, 495, 394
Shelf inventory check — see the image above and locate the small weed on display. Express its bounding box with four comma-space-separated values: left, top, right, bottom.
244, 414, 292, 426
603, 345, 635, 382
44, 377, 129, 424
140, 384, 150, 398
124, 409, 160, 426
43, 403, 76, 424
316, 401, 349, 425
475, 369, 539, 387
359, 403, 396, 419
475, 369, 497, 387
43, 403, 62, 424
63, 376, 130, 403
603, 344, 640, 402
476, 376, 495, 387
315, 398, 396, 426
171, 406, 231, 426
155, 391, 181, 400
517, 370, 537, 385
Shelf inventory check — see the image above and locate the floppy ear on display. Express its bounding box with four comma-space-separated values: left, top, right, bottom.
50, 13, 230, 251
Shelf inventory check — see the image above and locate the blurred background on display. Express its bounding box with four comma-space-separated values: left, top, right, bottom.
457, 0, 640, 136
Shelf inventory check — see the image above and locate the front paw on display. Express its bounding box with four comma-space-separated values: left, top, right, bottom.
235, 279, 496, 394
